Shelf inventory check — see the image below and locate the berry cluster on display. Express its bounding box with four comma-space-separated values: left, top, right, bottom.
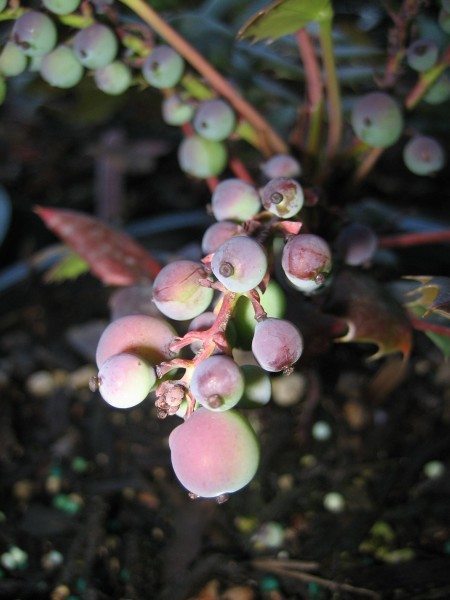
90, 158, 342, 500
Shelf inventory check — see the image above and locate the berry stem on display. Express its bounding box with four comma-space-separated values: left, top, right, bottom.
229, 157, 255, 184
353, 147, 384, 183
318, 19, 342, 161
405, 52, 450, 110
379, 229, 450, 248
118, 0, 288, 156
409, 317, 450, 338
295, 28, 324, 156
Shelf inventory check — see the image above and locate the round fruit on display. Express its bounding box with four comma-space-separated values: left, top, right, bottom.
0, 42, 27, 77
239, 364, 272, 408
424, 74, 450, 105
94, 61, 132, 95
152, 260, 214, 320
142, 45, 184, 88
178, 135, 227, 178
97, 352, 155, 409
201, 221, 241, 255
162, 94, 194, 125
406, 39, 438, 72
335, 223, 378, 266
282, 234, 332, 294
403, 135, 445, 175
261, 177, 304, 219
211, 178, 261, 222
169, 409, 259, 498
40, 46, 83, 89
260, 154, 301, 179
96, 314, 177, 368
212, 236, 267, 293
12, 11, 57, 57
73, 23, 118, 69
43, 0, 80, 15
193, 99, 236, 141
351, 92, 403, 148
252, 317, 303, 373
190, 355, 244, 411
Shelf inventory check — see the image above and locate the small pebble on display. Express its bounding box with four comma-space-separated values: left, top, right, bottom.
42, 550, 64, 570
312, 420, 332, 441
272, 372, 306, 407
423, 460, 445, 479
323, 492, 346, 513
251, 522, 285, 550
26, 371, 55, 397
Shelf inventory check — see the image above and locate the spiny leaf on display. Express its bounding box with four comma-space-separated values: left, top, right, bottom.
327, 270, 413, 359
238, 0, 333, 43
405, 276, 450, 320
45, 250, 90, 283
35, 206, 161, 286
408, 304, 450, 359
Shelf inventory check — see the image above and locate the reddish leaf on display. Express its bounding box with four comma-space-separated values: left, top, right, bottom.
35, 206, 161, 286
273, 220, 302, 236
326, 270, 412, 359
405, 276, 450, 319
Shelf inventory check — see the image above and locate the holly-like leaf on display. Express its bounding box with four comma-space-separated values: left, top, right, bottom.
405, 276, 450, 320
326, 271, 413, 359
238, 0, 333, 43
35, 206, 161, 286
45, 250, 89, 283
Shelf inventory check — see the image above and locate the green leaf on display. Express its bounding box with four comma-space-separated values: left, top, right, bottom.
45, 250, 90, 283
425, 331, 450, 358
238, 0, 333, 43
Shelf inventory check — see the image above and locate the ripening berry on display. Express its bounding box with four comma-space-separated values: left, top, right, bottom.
351, 92, 403, 148
260, 154, 301, 179
178, 135, 227, 178
40, 46, 83, 89
239, 364, 272, 408
142, 45, 184, 88
252, 317, 303, 373
211, 178, 261, 222
190, 355, 244, 411
424, 74, 450, 105
406, 39, 439, 72
96, 352, 155, 409
335, 223, 378, 266
95, 314, 178, 368
0, 42, 27, 77
94, 61, 132, 95
12, 11, 57, 57
73, 23, 118, 69
43, 0, 81, 15
212, 236, 267, 293
282, 234, 332, 293
201, 221, 241, 255
162, 94, 195, 125
169, 409, 259, 498
153, 260, 214, 320
193, 99, 236, 141
261, 177, 304, 219
403, 135, 445, 176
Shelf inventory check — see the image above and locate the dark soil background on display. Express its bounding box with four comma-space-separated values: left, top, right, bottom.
1, 1, 450, 599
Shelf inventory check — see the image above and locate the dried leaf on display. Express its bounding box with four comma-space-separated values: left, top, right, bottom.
327, 271, 413, 359
238, 0, 332, 43
35, 206, 161, 286
405, 276, 450, 319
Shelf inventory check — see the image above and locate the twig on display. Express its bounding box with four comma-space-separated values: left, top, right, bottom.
295, 28, 324, 156
252, 559, 381, 599
229, 157, 255, 184
379, 229, 450, 248
409, 317, 450, 338
118, 0, 288, 157
318, 19, 342, 160
405, 49, 450, 110
353, 147, 384, 183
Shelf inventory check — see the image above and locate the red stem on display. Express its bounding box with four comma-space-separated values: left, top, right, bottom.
296, 29, 323, 109
229, 157, 255, 184
379, 230, 450, 248
410, 317, 450, 338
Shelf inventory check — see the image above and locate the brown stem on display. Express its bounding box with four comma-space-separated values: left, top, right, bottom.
295, 28, 324, 155
229, 157, 255, 184
118, 0, 287, 157
379, 229, 450, 248
409, 317, 450, 338
353, 147, 384, 184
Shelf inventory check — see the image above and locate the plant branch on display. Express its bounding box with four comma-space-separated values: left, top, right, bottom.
318, 19, 342, 160
118, 0, 288, 157
295, 28, 324, 156
379, 229, 450, 248
405, 52, 450, 110
353, 147, 384, 183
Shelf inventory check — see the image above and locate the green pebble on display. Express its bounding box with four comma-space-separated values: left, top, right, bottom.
260, 575, 280, 592
71, 457, 88, 473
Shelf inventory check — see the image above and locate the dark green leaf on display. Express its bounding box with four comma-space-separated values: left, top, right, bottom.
238, 0, 333, 43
